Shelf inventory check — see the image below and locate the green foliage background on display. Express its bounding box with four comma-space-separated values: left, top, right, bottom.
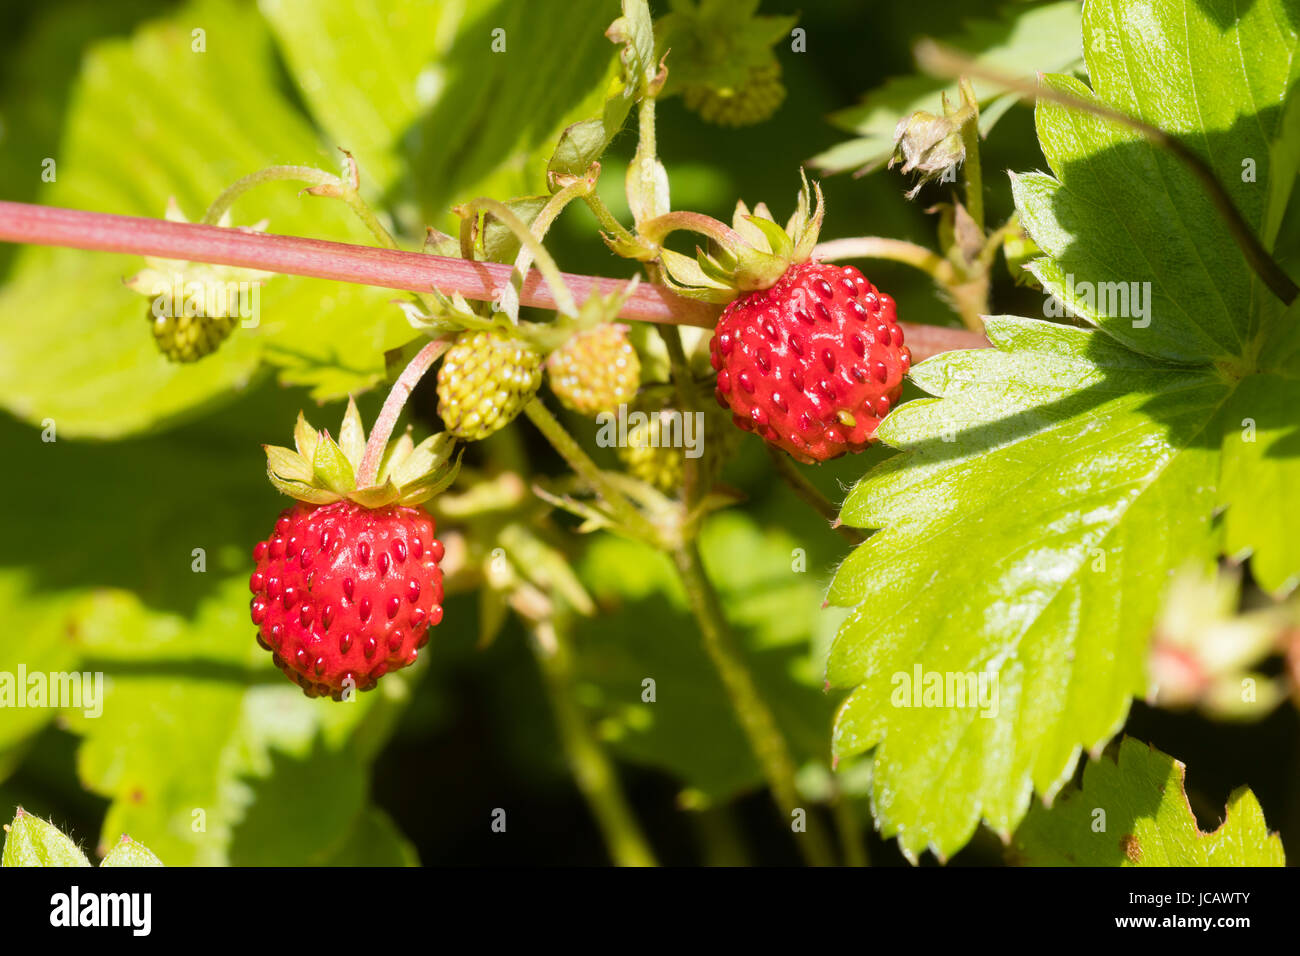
0, 0, 1297, 866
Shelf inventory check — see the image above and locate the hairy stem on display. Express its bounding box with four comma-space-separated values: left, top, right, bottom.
356, 337, 451, 487
202, 165, 337, 224
582, 190, 641, 249
671, 540, 836, 867
815, 236, 955, 284
0, 200, 717, 325
957, 77, 985, 234
530, 619, 657, 867
764, 445, 866, 546
832, 795, 870, 867
456, 196, 579, 318
917, 40, 1299, 305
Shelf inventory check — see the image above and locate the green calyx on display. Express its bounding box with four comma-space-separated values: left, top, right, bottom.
263, 397, 460, 508
125, 199, 271, 363
637, 171, 824, 302
889, 83, 977, 200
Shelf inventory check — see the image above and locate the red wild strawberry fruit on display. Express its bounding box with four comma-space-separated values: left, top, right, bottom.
250, 501, 445, 699
709, 261, 910, 462
252, 399, 460, 699
641, 172, 909, 463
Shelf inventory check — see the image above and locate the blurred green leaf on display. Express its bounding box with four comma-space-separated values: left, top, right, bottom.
1012, 737, 1285, 866
575, 512, 841, 802
63, 579, 417, 865
0, 0, 412, 438
411, 0, 618, 223
259, 0, 459, 193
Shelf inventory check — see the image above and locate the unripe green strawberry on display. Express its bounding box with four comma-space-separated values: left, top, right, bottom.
546, 323, 641, 416
684, 61, 785, 127
125, 200, 268, 363
148, 307, 238, 363
437, 328, 543, 440
618, 410, 684, 492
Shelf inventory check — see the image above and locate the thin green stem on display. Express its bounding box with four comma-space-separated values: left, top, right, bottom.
656, 323, 704, 512
506, 175, 596, 316
202, 161, 438, 314
457, 197, 579, 317
582, 190, 641, 250
814, 237, 955, 285
531, 619, 657, 867
522, 399, 658, 543
832, 795, 869, 867
202, 165, 336, 224
764, 445, 866, 546
671, 540, 836, 867
957, 77, 984, 233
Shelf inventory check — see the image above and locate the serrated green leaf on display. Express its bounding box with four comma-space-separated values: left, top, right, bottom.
828, 317, 1230, 861
1012, 737, 1284, 866
1014, 0, 1300, 363
811, 2, 1083, 175
2, 810, 91, 867
100, 835, 164, 867
1218, 369, 1300, 594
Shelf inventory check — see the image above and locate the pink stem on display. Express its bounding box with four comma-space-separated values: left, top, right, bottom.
0, 200, 716, 327
0, 199, 988, 359
356, 337, 451, 487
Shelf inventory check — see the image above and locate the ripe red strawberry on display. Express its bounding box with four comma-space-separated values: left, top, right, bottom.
640, 173, 910, 463
250, 501, 445, 699
709, 261, 910, 462
253, 399, 460, 699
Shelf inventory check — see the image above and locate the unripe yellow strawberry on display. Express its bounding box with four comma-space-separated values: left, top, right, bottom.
547, 324, 641, 416
618, 410, 684, 492
436, 328, 543, 440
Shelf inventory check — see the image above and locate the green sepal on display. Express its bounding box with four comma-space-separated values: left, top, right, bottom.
743, 214, 794, 261
349, 480, 402, 509
293, 411, 319, 461
394, 433, 457, 489
266, 476, 343, 504
637, 171, 824, 298
396, 449, 463, 506
337, 396, 366, 471
657, 249, 736, 303
378, 429, 417, 484
311, 431, 357, 495
263, 444, 314, 484
267, 405, 460, 508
